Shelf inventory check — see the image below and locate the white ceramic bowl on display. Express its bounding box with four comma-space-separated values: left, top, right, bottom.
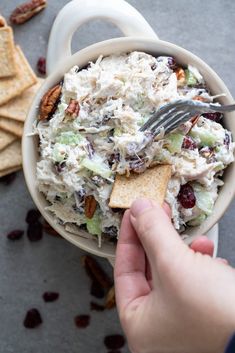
22, 0, 235, 260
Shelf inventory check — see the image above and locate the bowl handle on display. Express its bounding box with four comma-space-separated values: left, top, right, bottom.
47, 0, 158, 75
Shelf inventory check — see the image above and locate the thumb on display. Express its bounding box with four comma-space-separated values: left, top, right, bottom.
130, 198, 186, 269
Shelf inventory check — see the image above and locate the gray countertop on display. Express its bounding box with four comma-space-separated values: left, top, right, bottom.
0, 0, 235, 352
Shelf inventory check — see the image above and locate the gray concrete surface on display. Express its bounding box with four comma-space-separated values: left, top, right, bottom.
0, 0, 235, 352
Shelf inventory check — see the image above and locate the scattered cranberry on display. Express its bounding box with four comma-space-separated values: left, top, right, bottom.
90, 301, 105, 311
37, 57, 46, 75
42, 292, 59, 302
104, 334, 125, 350
23, 308, 42, 328
224, 132, 230, 148
74, 315, 90, 328
182, 136, 197, 150
177, 183, 196, 209
203, 112, 222, 123
25, 209, 41, 224
27, 221, 43, 241
7, 229, 24, 240
43, 220, 60, 237
0, 172, 17, 185
90, 281, 105, 299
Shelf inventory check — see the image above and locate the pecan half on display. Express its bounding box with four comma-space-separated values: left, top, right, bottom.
10, 0, 47, 25
84, 195, 97, 219
105, 286, 116, 309
65, 99, 80, 119
39, 84, 62, 120
175, 67, 185, 85
0, 15, 6, 27
81, 255, 113, 289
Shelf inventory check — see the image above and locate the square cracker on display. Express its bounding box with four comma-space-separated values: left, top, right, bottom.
0, 139, 22, 172
0, 117, 23, 137
0, 78, 44, 122
0, 45, 37, 105
0, 165, 21, 178
0, 26, 16, 78
109, 165, 172, 209
0, 129, 17, 150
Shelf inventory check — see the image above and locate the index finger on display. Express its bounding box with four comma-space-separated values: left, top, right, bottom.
114, 210, 151, 314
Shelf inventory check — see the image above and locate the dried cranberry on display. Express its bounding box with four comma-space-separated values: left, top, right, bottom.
224, 132, 230, 148
90, 281, 105, 299
90, 301, 105, 311
74, 315, 90, 328
43, 221, 60, 237
0, 172, 17, 185
7, 229, 24, 240
104, 334, 125, 350
25, 209, 41, 224
37, 57, 46, 75
203, 112, 222, 122
27, 221, 43, 241
42, 292, 59, 302
177, 183, 196, 209
55, 161, 66, 173
23, 308, 42, 328
182, 136, 197, 150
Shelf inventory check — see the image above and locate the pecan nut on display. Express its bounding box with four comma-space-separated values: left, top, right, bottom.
39, 84, 62, 120
81, 255, 113, 289
10, 0, 47, 25
175, 67, 185, 85
65, 99, 80, 119
84, 195, 97, 219
105, 286, 116, 309
0, 15, 6, 27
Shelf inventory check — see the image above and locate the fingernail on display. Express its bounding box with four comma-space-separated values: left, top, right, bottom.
130, 198, 154, 218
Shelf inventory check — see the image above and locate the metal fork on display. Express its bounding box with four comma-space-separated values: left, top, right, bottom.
139, 100, 235, 137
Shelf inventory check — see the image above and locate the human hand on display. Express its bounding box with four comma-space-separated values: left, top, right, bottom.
114, 198, 235, 353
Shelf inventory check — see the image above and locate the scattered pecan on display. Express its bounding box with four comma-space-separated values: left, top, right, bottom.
105, 285, 116, 309
39, 84, 62, 120
10, 0, 47, 25
81, 255, 113, 289
84, 195, 97, 219
0, 15, 6, 27
175, 67, 185, 85
43, 220, 61, 237
65, 99, 80, 119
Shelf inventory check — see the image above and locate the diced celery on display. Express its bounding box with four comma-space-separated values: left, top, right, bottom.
190, 129, 217, 147
52, 143, 66, 162
86, 212, 101, 236
185, 69, 197, 86
81, 156, 112, 179
194, 185, 214, 216
56, 131, 83, 145
187, 214, 206, 226
113, 127, 122, 137
166, 133, 184, 154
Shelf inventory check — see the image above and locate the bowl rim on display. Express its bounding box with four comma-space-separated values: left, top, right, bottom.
22, 36, 235, 258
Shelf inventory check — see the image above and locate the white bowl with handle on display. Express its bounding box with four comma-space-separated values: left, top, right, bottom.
22, 0, 235, 260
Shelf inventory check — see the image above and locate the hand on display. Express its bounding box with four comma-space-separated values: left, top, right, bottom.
114, 198, 235, 353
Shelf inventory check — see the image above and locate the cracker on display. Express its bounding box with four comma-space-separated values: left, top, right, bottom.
0, 26, 16, 78
0, 78, 44, 122
0, 45, 37, 105
0, 165, 21, 178
0, 117, 23, 137
0, 129, 17, 150
109, 165, 172, 209
0, 139, 22, 171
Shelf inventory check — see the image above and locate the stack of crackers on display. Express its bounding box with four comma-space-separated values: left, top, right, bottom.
0, 14, 43, 177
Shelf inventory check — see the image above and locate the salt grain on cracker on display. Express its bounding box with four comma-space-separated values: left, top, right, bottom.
109, 165, 172, 209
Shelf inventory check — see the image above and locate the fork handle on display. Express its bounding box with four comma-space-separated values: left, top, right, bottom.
209, 103, 235, 112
